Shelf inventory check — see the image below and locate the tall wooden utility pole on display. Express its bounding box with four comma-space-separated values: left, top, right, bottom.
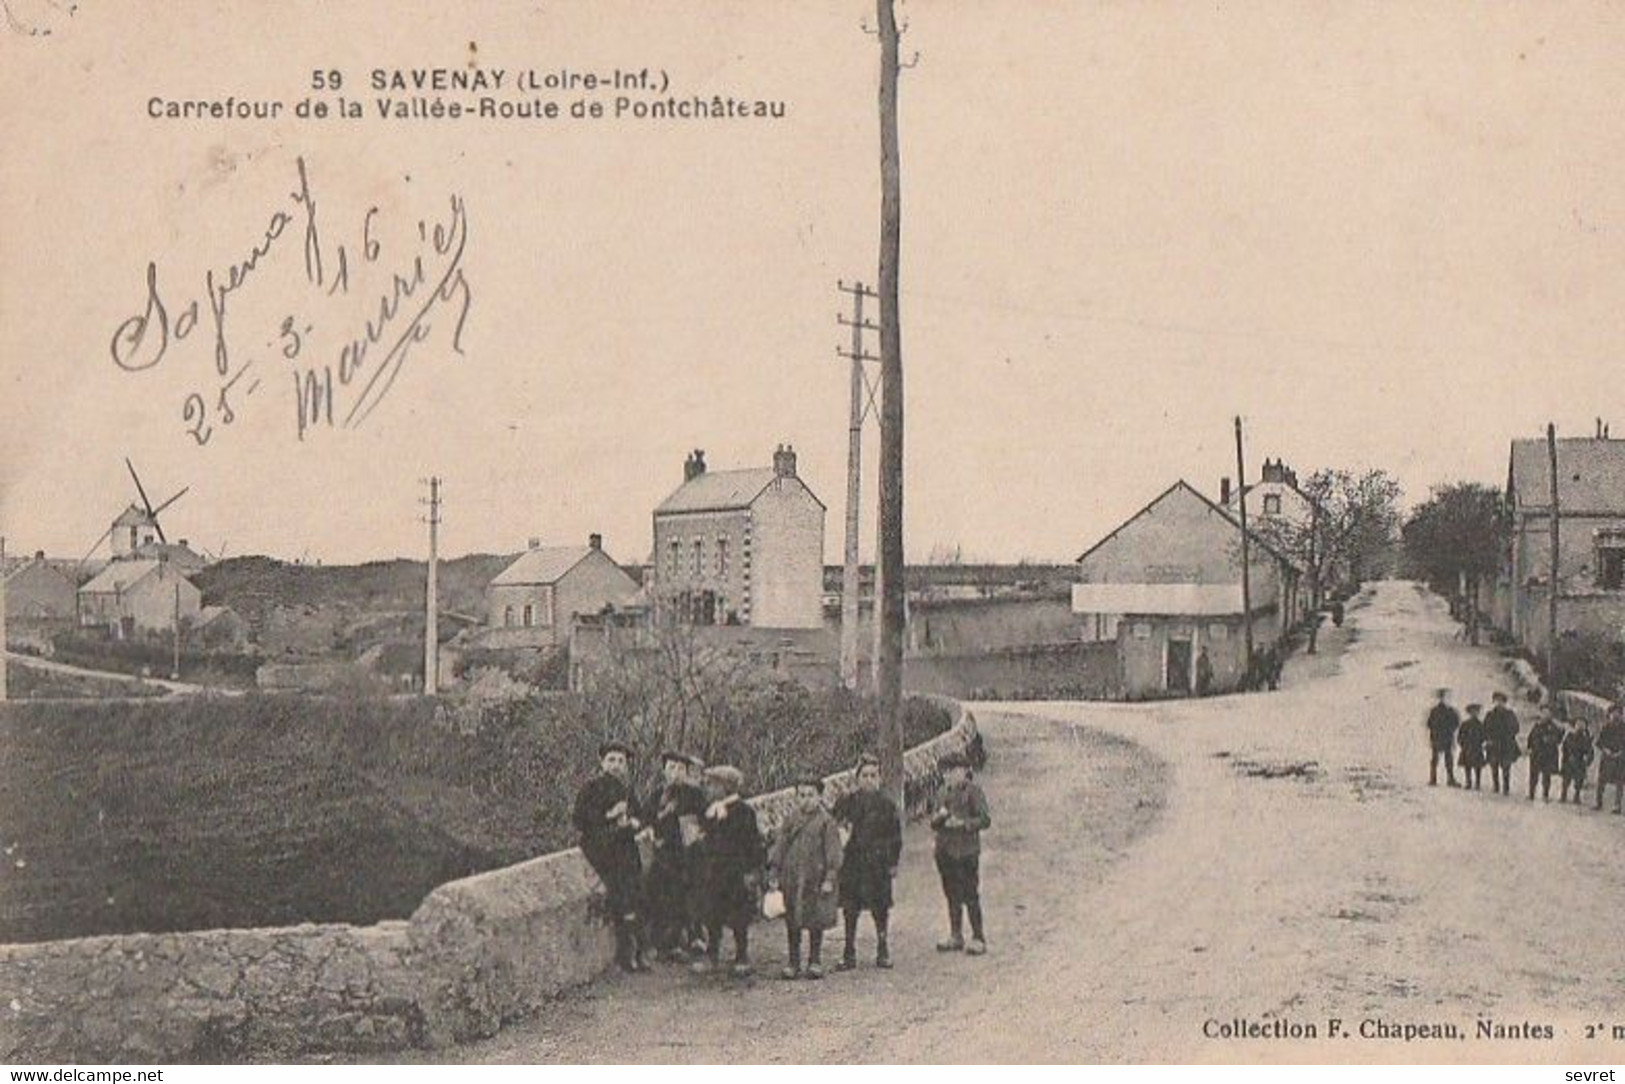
1306, 499, 1320, 655
874, 0, 907, 802
1234, 417, 1254, 670
0, 535, 8, 703
837, 280, 879, 691
1547, 423, 1560, 689
423, 476, 442, 696
172, 581, 182, 680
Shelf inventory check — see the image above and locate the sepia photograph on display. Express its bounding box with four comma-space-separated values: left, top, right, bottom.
3, 0, 1625, 1069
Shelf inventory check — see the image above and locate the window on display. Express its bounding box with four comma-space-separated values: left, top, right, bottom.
504, 605, 514, 627
1602, 548, 1625, 591
667, 540, 679, 578
1263, 494, 1282, 516
1133, 622, 1153, 640
717, 538, 729, 578
1209, 623, 1229, 640
693, 540, 704, 577
522, 604, 534, 627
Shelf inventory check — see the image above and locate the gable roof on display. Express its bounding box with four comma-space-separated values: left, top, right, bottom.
655, 468, 779, 515
490, 545, 595, 587
3, 557, 73, 587
1076, 480, 1296, 569
1509, 438, 1625, 513
80, 559, 163, 594
113, 504, 155, 528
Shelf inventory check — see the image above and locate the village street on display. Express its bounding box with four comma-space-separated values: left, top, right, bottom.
419, 581, 1625, 1064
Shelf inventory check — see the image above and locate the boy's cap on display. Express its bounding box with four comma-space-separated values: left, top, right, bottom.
1492, 691, 1509, 702
660, 749, 691, 766
705, 765, 744, 791
794, 774, 826, 792
1465, 703, 1482, 712
598, 740, 634, 759
939, 751, 970, 771
856, 753, 881, 770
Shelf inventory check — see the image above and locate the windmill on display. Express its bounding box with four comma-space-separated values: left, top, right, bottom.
79, 459, 191, 567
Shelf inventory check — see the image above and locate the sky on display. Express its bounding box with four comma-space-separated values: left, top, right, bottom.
3, 1, 1624, 565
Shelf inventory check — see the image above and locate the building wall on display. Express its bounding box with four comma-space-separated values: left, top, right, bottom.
125, 567, 202, 633
650, 508, 752, 622
553, 551, 639, 629
1116, 611, 1271, 698
4, 563, 76, 621
1506, 511, 1625, 652
486, 583, 558, 646
748, 478, 824, 629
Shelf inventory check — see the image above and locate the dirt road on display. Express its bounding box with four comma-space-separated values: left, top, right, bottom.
432, 582, 1625, 1063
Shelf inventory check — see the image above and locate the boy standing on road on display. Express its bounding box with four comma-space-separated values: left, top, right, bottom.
1425, 688, 1460, 788
832, 753, 903, 971
1457, 703, 1487, 791
772, 776, 844, 980
644, 750, 707, 960
1595, 706, 1625, 814
1527, 709, 1563, 802
931, 751, 993, 956
692, 765, 764, 977
572, 740, 649, 973
1560, 717, 1595, 805
1484, 691, 1522, 796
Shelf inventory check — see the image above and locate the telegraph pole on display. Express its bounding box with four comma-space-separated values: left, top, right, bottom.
837, 280, 880, 691
0, 535, 8, 703
422, 476, 441, 696
172, 581, 181, 680
1548, 423, 1560, 690
1234, 417, 1254, 670
875, 0, 907, 802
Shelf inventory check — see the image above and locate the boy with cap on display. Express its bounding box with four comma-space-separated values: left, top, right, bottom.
1484, 691, 1522, 796
644, 750, 708, 960
771, 775, 844, 979
1561, 716, 1595, 805
1457, 703, 1487, 791
691, 765, 764, 977
832, 753, 903, 971
572, 740, 649, 973
1527, 708, 1563, 802
1425, 688, 1460, 788
930, 750, 992, 956
1595, 705, 1625, 814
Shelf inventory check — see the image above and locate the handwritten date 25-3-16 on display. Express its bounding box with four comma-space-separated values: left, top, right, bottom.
107, 156, 472, 444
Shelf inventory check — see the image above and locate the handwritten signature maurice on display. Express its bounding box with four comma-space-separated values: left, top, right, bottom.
109, 156, 472, 442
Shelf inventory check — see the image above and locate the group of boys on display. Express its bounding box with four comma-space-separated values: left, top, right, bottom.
1424, 688, 1625, 809
571, 740, 992, 980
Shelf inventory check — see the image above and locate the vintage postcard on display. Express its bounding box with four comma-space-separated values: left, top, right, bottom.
3, 0, 1625, 1068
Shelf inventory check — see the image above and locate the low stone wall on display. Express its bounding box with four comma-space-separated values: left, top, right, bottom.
0, 922, 419, 1063
0, 703, 980, 1062
1558, 689, 1612, 726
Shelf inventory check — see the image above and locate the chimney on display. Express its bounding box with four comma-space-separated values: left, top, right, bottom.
684, 448, 707, 482
773, 443, 797, 479
178, 539, 189, 549
588, 533, 603, 551
1220, 477, 1232, 505
528, 537, 542, 550
34, 550, 44, 560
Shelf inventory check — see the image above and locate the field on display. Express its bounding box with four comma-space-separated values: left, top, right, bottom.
0, 688, 949, 945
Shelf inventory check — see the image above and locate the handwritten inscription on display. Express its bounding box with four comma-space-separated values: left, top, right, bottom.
108, 157, 471, 443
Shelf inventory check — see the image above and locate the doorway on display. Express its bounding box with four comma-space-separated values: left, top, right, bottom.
1166, 637, 1193, 695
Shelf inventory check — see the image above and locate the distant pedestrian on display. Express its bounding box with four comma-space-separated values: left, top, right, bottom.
643, 750, 707, 960
832, 754, 903, 971
1456, 703, 1487, 791
1264, 645, 1283, 691
1484, 691, 1522, 795
1526, 709, 1563, 802
1425, 688, 1460, 788
572, 740, 649, 973
931, 750, 993, 956
772, 776, 844, 980
1560, 717, 1595, 805
1195, 647, 1214, 698
1595, 706, 1625, 815
691, 765, 764, 977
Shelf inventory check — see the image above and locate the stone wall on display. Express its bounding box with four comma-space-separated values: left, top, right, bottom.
0, 701, 979, 1062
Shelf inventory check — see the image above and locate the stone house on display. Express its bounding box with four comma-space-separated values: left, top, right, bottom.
482, 534, 640, 649
2, 553, 77, 623
1072, 480, 1304, 698
650, 445, 825, 629
1495, 436, 1625, 658
77, 558, 202, 638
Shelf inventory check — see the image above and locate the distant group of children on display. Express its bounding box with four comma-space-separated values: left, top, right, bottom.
571, 739, 992, 980
1425, 688, 1625, 809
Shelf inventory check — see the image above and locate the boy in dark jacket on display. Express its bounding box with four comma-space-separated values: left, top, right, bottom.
572, 740, 649, 973
1561, 717, 1595, 805
1595, 707, 1625, 814
772, 776, 844, 980
832, 754, 903, 971
1527, 709, 1563, 802
931, 751, 992, 956
1484, 692, 1522, 795
691, 765, 764, 977
1425, 688, 1460, 787
1457, 703, 1487, 791
643, 750, 708, 960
